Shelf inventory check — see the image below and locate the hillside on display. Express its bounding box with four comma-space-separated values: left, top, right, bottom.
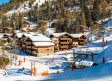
0, 0, 112, 81
0, 0, 112, 34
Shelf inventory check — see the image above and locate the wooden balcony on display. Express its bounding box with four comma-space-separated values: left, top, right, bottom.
55, 46, 59, 48
25, 42, 32, 45
79, 38, 87, 41
31, 51, 37, 54
60, 42, 71, 44
80, 42, 85, 45
60, 46, 69, 49
60, 38, 72, 41
54, 42, 59, 44
26, 46, 32, 48
26, 46, 37, 49
54, 50, 59, 52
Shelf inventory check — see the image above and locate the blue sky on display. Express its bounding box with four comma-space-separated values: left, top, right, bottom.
0, 0, 10, 5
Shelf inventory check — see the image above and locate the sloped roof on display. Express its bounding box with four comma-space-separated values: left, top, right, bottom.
28, 34, 51, 42
70, 34, 84, 38
16, 33, 24, 38
33, 42, 54, 46
78, 61, 94, 67
51, 32, 68, 37
51, 32, 86, 38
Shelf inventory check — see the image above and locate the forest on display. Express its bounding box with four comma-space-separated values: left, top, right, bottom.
0, 0, 112, 34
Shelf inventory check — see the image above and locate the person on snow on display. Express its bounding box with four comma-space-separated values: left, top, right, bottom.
4, 70, 8, 76
22, 67, 25, 71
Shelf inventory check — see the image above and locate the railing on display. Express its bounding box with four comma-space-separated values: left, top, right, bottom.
60, 46, 69, 49
54, 42, 59, 44
31, 51, 37, 54
60, 38, 72, 41
55, 46, 59, 48
26, 46, 32, 48
60, 42, 70, 44
25, 42, 32, 45
80, 42, 85, 45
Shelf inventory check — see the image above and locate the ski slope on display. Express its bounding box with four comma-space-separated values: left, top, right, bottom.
0, 32, 111, 81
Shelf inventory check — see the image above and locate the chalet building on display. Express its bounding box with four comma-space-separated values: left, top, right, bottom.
14, 33, 24, 49
20, 27, 35, 32
15, 33, 54, 57
23, 20, 38, 28
70, 34, 88, 45
50, 33, 88, 52
23, 20, 31, 27
2, 27, 12, 33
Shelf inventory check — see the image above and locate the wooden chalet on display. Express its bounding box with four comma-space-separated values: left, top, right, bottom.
2, 27, 12, 33
23, 20, 31, 27
20, 27, 35, 32
15, 33, 54, 57
70, 34, 88, 45
14, 33, 24, 49
50, 33, 88, 52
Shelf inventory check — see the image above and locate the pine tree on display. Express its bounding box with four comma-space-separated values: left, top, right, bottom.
75, 13, 80, 33
92, 0, 100, 21
80, 13, 87, 32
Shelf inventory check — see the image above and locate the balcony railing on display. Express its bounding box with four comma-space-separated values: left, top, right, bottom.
55, 46, 59, 48
60, 42, 71, 44
60, 38, 72, 41
25, 42, 32, 45
60, 46, 69, 49
80, 42, 85, 45
31, 51, 37, 54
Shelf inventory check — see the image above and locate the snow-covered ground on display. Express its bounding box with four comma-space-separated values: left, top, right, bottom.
5, 0, 52, 16
0, 30, 112, 81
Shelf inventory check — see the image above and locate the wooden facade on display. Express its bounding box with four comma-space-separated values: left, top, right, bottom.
20, 28, 35, 32
23, 21, 31, 27
72, 35, 88, 45
15, 33, 54, 57
50, 33, 88, 52
58, 34, 73, 50
2, 27, 12, 33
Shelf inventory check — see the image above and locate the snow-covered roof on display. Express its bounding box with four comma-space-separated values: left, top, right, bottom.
33, 42, 54, 46
3, 27, 12, 29
23, 20, 38, 28
78, 61, 94, 67
21, 27, 35, 31
28, 34, 52, 42
50, 32, 68, 37
16, 33, 25, 38
46, 28, 55, 34
70, 33, 84, 38
50, 32, 86, 38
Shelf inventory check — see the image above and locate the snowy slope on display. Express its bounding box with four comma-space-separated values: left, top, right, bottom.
44, 63, 112, 81
5, 0, 51, 16
103, 18, 112, 27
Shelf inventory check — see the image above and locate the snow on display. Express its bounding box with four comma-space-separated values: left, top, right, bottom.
70, 33, 84, 38
50, 32, 67, 37
23, 20, 38, 28
5, 0, 52, 16
78, 61, 94, 67
16, 33, 24, 38
28, 34, 52, 42
0, 32, 112, 81
103, 18, 112, 27
33, 42, 54, 46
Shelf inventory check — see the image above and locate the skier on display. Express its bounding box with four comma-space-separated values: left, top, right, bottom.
4, 70, 7, 76
22, 67, 25, 71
